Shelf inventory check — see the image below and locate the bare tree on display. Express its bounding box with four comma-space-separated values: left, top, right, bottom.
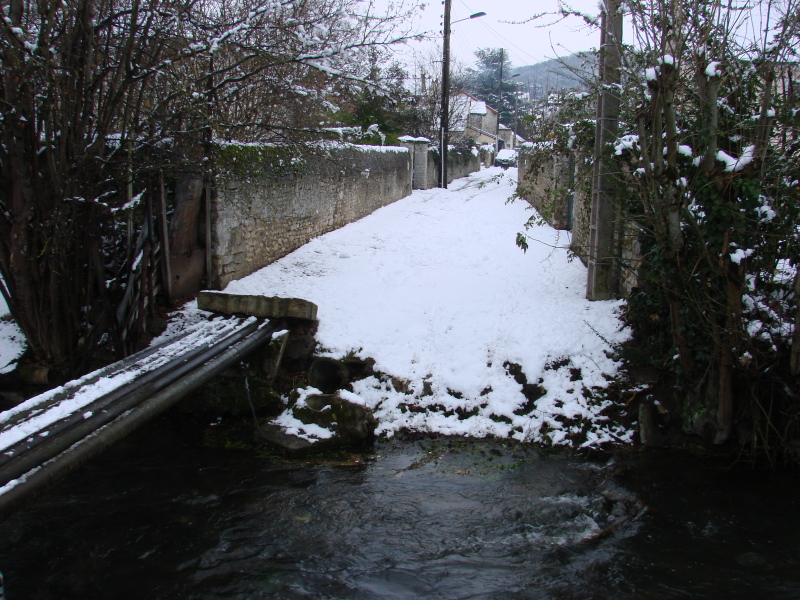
0, 0, 417, 374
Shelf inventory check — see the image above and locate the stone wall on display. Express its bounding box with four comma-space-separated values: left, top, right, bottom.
517, 147, 592, 263
441, 146, 482, 185
210, 143, 411, 289
619, 222, 643, 297
517, 145, 641, 297
570, 160, 592, 265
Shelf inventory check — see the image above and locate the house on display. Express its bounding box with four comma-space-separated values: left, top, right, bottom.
499, 124, 526, 149
450, 92, 524, 149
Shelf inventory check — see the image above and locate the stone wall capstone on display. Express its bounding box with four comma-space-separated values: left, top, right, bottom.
210, 143, 411, 289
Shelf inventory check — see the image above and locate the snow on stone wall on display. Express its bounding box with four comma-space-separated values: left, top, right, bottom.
210, 144, 412, 289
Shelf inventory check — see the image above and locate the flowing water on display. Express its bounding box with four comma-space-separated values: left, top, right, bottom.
1, 414, 800, 599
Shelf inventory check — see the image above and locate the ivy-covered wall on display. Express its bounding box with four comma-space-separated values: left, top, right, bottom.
210, 143, 411, 288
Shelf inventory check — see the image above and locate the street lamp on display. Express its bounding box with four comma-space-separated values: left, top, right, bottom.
452, 11, 486, 24
440, 6, 486, 189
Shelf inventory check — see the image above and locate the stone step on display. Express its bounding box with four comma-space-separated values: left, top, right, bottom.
198, 291, 318, 320
256, 423, 337, 457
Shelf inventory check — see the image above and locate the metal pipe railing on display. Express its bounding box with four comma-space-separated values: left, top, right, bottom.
0, 322, 280, 521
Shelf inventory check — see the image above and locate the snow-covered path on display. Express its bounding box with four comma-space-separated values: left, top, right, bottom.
221, 167, 632, 447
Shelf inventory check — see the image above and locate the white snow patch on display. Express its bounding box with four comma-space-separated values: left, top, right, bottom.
730, 248, 754, 264
717, 145, 755, 172
0, 319, 25, 374
273, 410, 334, 442
705, 61, 722, 78
398, 135, 430, 143
615, 134, 639, 155
755, 203, 776, 222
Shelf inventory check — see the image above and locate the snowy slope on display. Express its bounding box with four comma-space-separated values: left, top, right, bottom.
222, 167, 632, 447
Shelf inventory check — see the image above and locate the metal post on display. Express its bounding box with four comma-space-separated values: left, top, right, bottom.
439, 0, 452, 188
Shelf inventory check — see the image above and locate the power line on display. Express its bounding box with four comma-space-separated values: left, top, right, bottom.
454, 0, 571, 67
476, 19, 544, 65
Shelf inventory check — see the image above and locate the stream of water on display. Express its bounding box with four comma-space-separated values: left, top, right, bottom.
1, 414, 799, 599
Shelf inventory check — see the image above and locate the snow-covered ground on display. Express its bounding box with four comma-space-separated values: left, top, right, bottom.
0, 277, 26, 375
218, 166, 632, 447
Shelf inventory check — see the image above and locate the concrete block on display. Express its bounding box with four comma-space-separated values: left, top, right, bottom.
198, 290, 318, 320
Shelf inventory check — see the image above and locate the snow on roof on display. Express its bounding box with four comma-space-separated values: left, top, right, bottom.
470, 100, 487, 115
398, 135, 431, 143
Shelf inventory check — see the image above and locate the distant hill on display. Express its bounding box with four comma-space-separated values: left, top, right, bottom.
511, 53, 595, 99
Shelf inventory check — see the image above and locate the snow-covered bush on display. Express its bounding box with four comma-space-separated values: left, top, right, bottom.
609, 0, 800, 455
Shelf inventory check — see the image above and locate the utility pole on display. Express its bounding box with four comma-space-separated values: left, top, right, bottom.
496, 48, 504, 152
439, 0, 452, 188
439, 8, 484, 187
586, 0, 623, 300
511, 73, 520, 146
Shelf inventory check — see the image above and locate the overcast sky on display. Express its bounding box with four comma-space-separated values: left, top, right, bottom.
391, 0, 605, 72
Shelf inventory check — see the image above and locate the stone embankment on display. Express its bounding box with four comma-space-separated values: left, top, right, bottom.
196, 291, 377, 455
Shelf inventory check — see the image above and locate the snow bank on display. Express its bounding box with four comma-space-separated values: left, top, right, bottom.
221, 167, 631, 448
0, 276, 8, 317
0, 320, 25, 374
0, 274, 26, 373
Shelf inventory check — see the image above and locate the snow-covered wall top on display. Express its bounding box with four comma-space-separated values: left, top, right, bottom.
210, 144, 412, 289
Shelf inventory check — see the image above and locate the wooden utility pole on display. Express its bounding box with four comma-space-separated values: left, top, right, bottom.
496, 48, 504, 151
439, 0, 452, 188
586, 0, 623, 300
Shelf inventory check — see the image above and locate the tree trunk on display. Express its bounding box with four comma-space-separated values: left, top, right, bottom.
716, 269, 743, 442
791, 267, 800, 376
